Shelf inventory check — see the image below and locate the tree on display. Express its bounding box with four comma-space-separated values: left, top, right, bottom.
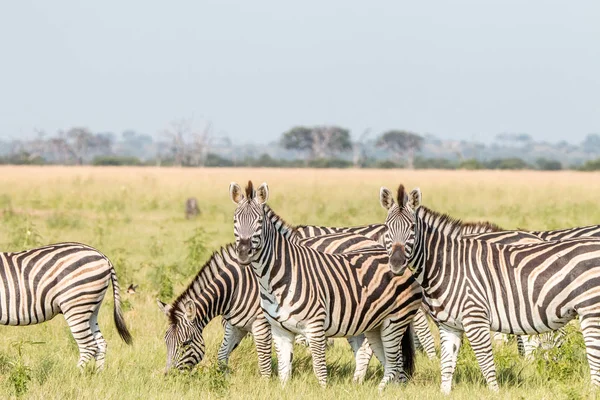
66, 127, 96, 164
162, 118, 215, 166
376, 130, 424, 169
280, 125, 352, 164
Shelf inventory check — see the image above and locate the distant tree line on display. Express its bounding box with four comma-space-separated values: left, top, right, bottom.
2, 122, 600, 171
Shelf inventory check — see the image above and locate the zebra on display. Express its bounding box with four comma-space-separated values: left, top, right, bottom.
229, 181, 422, 389
157, 231, 389, 382
0, 242, 132, 369
378, 184, 600, 393
464, 225, 600, 356
295, 224, 437, 360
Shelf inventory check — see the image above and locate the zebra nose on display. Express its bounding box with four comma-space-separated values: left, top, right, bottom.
389, 245, 406, 269
237, 240, 252, 262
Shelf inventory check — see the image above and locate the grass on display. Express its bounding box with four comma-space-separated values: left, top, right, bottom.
0, 166, 599, 399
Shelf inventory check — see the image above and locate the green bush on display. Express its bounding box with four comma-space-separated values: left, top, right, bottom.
92, 156, 142, 166
536, 158, 562, 171
459, 159, 485, 170
486, 158, 530, 170
579, 158, 600, 171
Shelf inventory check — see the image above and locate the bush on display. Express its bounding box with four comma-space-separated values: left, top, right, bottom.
536, 158, 562, 171
0, 151, 45, 165
414, 157, 457, 169
204, 153, 234, 167
92, 156, 142, 166
486, 158, 530, 170
308, 158, 352, 168
579, 158, 600, 171
459, 159, 485, 170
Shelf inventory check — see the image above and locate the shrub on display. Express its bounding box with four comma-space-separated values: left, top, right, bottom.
92, 156, 142, 166
536, 158, 562, 171
459, 159, 485, 170
579, 158, 600, 171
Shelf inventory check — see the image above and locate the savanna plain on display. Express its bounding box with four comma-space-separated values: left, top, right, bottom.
0, 166, 599, 400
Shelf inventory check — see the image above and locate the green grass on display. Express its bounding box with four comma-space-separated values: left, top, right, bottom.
1, 166, 599, 399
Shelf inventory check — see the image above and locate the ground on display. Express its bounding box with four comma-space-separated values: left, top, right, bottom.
0, 166, 598, 399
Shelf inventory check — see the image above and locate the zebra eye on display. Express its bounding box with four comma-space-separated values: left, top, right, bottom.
182, 338, 193, 347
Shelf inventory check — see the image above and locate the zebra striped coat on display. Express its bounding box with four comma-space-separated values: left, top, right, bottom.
0, 242, 132, 369
158, 230, 396, 381
296, 224, 437, 360
379, 185, 600, 393
230, 181, 422, 389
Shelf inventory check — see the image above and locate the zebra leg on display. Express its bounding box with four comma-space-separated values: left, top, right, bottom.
89, 306, 107, 370
305, 328, 328, 388
521, 335, 538, 359
413, 309, 436, 359
516, 335, 525, 356
65, 311, 98, 369
295, 334, 309, 347
580, 316, 600, 387
365, 322, 404, 391
217, 321, 248, 371
347, 334, 373, 384
439, 325, 462, 394
271, 324, 295, 385
463, 319, 499, 392
251, 316, 273, 378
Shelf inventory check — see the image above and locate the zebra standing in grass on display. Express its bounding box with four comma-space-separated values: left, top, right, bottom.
157, 231, 387, 382
464, 224, 600, 356
296, 223, 437, 360
378, 184, 600, 393
230, 181, 422, 389
0, 242, 132, 369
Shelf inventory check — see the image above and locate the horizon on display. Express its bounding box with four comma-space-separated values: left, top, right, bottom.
1, 1, 599, 144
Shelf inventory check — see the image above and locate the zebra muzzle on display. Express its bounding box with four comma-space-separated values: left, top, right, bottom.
389, 245, 407, 275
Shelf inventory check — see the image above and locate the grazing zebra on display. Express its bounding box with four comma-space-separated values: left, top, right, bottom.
229, 181, 422, 389
185, 197, 200, 219
157, 231, 386, 382
378, 184, 600, 393
296, 224, 437, 360
0, 242, 132, 369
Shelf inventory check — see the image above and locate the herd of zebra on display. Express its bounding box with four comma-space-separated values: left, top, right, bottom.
1, 179, 600, 394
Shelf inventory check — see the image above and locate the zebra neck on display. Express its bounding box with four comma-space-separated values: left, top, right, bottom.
173, 245, 237, 330
409, 207, 464, 288
251, 208, 289, 280
263, 204, 297, 240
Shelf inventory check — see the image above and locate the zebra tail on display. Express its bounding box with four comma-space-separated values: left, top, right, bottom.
110, 263, 133, 345
401, 323, 416, 378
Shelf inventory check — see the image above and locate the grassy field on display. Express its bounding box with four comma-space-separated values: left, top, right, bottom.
0, 166, 599, 399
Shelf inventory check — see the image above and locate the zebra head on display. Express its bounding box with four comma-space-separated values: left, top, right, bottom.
379, 184, 422, 275
157, 299, 205, 373
229, 180, 269, 266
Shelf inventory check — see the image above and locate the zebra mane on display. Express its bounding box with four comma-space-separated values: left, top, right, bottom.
245, 180, 254, 199
168, 244, 237, 326
417, 206, 503, 239
263, 204, 298, 240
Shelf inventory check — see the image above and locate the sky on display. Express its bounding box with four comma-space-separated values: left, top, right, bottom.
1, 0, 599, 144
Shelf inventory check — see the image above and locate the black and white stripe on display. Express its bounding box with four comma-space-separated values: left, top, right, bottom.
0, 242, 132, 369
230, 181, 422, 389
296, 224, 437, 360
379, 185, 600, 393
157, 231, 387, 381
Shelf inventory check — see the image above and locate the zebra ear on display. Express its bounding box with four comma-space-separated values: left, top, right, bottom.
229, 182, 245, 204
407, 188, 421, 211
379, 187, 395, 210
157, 299, 172, 316
256, 182, 269, 204
184, 300, 196, 321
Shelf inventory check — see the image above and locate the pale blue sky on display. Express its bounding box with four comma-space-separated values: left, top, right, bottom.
1, 0, 598, 143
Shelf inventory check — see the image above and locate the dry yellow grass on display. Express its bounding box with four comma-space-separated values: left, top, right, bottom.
0, 166, 599, 399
